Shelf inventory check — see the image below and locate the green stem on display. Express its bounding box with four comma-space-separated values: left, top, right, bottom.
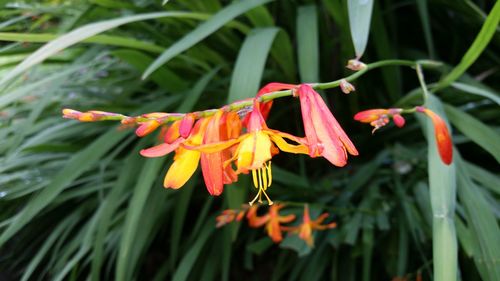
71, 59, 441, 124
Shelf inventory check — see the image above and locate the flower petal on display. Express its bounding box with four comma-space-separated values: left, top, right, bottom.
424, 109, 453, 165
164, 149, 200, 189
237, 132, 272, 172
140, 138, 184, 157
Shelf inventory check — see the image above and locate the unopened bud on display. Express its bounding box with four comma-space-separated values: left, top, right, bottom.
340, 79, 356, 94
346, 59, 367, 71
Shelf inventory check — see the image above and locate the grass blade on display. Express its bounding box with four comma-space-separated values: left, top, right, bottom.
436, 0, 500, 90
421, 94, 457, 281
142, 0, 272, 79
0, 128, 128, 246
348, 0, 374, 58
0, 11, 203, 87
297, 5, 319, 83
444, 104, 500, 163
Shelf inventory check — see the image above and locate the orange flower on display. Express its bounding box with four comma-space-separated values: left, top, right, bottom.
200, 110, 241, 195
216, 205, 248, 228
354, 108, 406, 133
246, 204, 296, 243
292, 205, 336, 247
161, 118, 210, 189
191, 100, 309, 205
296, 84, 358, 167
416, 106, 453, 165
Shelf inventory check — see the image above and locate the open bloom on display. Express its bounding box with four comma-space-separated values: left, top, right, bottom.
191, 99, 308, 205
246, 204, 296, 242
354, 108, 405, 133
416, 106, 453, 165
291, 205, 337, 247
296, 84, 358, 167
200, 110, 241, 195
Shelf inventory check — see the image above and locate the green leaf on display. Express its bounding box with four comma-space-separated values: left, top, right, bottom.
227, 27, 279, 102
0, 32, 165, 53
142, 0, 272, 79
0, 11, 205, 87
451, 82, 500, 106
111, 49, 188, 92
0, 128, 128, 247
456, 157, 500, 281
172, 220, 214, 281
115, 157, 165, 281
436, 1, 500, 89
297, 5, 319, 83
416, 0, 436, 58
444, 104, 500, 163
421, 94, 458, 281
348, 0, 374, 58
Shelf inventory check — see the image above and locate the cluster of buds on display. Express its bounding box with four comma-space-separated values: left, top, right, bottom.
354, 106, 453, 165
216, 204, 337, 247
63, 82, 359, 205
354, 108, 406, 133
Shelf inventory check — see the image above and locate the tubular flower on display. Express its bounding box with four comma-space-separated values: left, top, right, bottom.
191, 100, 309, 205
246, 204, 296, 243
163, 118, 210, 189
296, 84, 358, 167
292, 205, 337, 247
242, 83, 296, 126
354, 108, 406, 133
416, 106, 453, 165
200, 110, 241, 196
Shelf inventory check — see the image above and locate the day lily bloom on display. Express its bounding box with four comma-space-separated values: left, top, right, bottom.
191, 99, 309, 205
354, 108, 406, 133
296, 84, 358, 167
246, 204, 296, 243
292, 205, 337, 247
416, 106, 453, 165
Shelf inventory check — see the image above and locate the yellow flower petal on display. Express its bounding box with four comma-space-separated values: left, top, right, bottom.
237, 131, 272, 171
164, 148, 200, 189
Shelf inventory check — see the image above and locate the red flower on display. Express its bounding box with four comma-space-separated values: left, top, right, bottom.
417, 107, 453, 165
354, 108, 405, 133
296, 84, 358, 167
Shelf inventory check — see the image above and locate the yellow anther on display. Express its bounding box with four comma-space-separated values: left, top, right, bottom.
248, 161, 274, 206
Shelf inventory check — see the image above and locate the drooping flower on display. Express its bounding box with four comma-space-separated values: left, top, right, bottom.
191, 99, 309, 205
416, 106, 453, 165
246, 204, 296, 243
292, 205, 337, 247
354, 108, 406, 133
241, 83, 296, 126
296, 84, 358, 167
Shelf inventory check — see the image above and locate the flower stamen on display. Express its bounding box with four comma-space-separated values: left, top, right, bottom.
249, 162, 273, 206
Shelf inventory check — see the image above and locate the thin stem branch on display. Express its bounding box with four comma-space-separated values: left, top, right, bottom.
72, 59, 441, 124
